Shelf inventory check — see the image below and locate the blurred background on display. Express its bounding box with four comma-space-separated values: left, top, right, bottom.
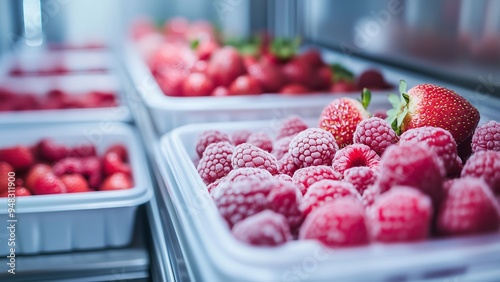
0, 0, 499, 95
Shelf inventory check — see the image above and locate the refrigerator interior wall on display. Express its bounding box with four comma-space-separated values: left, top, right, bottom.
0, 0, 23, 55
301, 0, 500, 96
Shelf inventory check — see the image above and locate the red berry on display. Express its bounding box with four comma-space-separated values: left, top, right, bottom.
377, 143, 445, 204
81, 157, 103, 189
32, 173, 67, 195
61, 174, 91, 193
0, 162, 14, 193
223, 167, 272, 184
279, 84, 310, 95
0, 145, 34, 170
319, 97, 371, 148
211, 86, 230, 97
458, 134, 473, 163
213, 178, 272, 227
103, 152, 132, 176
278, 153, 300, 176
207, 177, 224, 194
289, 128, 338, 169
437, 177, 500, 236
299, 197, 369, 247
69, 142, 97, 158
367, 186, 432, 242
195, 130, 231, 158
207, 46, 245, 87
273, 174, 293, 182
330, 81, 358, 93
232, 143, 278, 175
272, 135, 294, 160
399, 126, 459, 177
283, 58, 313, 88
344, 167, 377, 195
247, 62, 286, 93
229, 75, 263, 95
300, 179, 360, 218
299, 49, 324, 68
292, 165, 342, 195
353, 117, 398, 156
461, 151, 500, 195
356, 69, 391, 90
25, 163, 51, 190
37, 139, 69, 162
332, 144, 380, 175
0, 187, 32, 197
311, 66, 332, 90
52, 158, 83, 176
247, 131, 273, 153
472, 121, 500, 153
232, 210, 293, 246
100, 172, 133, 191
105, 144, 128, 161
362, 185, 379, 207
197, 142, 234, 185
231, 130, 252, 146
372, 109, 388, 120
267, 180, 303, 229
276, 115, 308, 140
155, 68, 188, 97
182, 72, 214, 97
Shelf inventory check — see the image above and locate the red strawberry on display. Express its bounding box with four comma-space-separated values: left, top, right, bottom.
299, 49, 324, 68
229, 75, 263, 95
81, 157, 103, 189
207, 46, 245, 87
311, 66, 332, 90
243, 55, 258, 69
190, 60, 208, 74
163, 17, 189, 38
106, 144, 128, 161
25, 163, 52, 190
61, 174, 91, 193
387, 81, 480, 145
103, 152, 132, 176
330, 81, 358, 93
211, 86, 230, 97
356, 69, 392, 90
100, 172, 133, 191
32, 173, 67, 195
155, 68, 188, 97
319, 89, 372, 148
247, 62, 286, 93
0, 145, 34, 170
69, 142, 96, 158
0, 187, 32, 197
437, 177, 500, 236
282, 58, 313, 88
195, 40, 219, 60
0, 162, 14, 193
279, 84, 310, 95
37, 139, 70, 162
182, 73, 215, 97
299, 197, 369, 247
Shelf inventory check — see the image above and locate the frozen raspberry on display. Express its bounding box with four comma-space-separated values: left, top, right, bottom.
0, 145, 34, 170
472, 121, 500, 153
399, 127, 459, 177
300, 179, 360, 218
278, 153, 300, 176
353, 117, 398, 156
81, 156, 103, 189
224, 167, 272, 183
197, 142, 234, 184
461, 151, 500, 195
195, 130, 231, 158
247, 131, 273, 153
437, 177, 500, 236
267, 180, 303, 229
443, 178, 459, 195
213, 178, 273, 227
231, 130, 251, 146
232, 143, 278, 175
37, 139, 69, 162
232, 210, 293, 246
289, 128, 338, 169
292, 165, 342, 195
276, 115, 308, 140
299, 197, 369, 247
52, 158, 83, 176
377, 143, 445, 204
207, 177, 224, 194
367, 186, 432, 242
362, 185, 379, 207
332, 144, 380, 175
274, 174, 293, 182
272, 135, 294, 160
344, 167, 377, 195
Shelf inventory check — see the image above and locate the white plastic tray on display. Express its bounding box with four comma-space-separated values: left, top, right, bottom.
124, 43, 500, 134
0, 73, 131, 125
0, 122, 153, 255
159, 106, 500, 281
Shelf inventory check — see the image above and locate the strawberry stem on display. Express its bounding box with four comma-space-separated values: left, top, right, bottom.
361, 88, 371, 109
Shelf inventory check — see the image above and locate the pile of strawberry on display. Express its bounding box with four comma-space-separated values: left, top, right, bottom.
193, 83, 500, 247
131, 17, 392, 97
0, 88, 117, 112
0, 139, 133, 197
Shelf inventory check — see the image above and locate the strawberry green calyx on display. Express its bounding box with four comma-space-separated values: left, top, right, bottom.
330, 63, 354, 83
386, 80, 410, 135
270, 37, 301, 60
190, 39, 200, 50
360, 88, 372, 110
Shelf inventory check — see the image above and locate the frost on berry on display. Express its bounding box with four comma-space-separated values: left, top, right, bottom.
292, 165, 342, 195
272, 135, 294, 160
461, 150, 500, 195
232, 130, 252, 146
353, 117, 398, 156
276, 115, 308, 140
232, 143, 278, 175
196, 130, 231, 157
472, 121, 500, 153
197, 141, 234, 185
278, 153, 300, 176
289, 128, 338, 169
344, 166, 377, 195
247, 131, 273, 153
232, 210, 293, 246
332, 144, 380, 175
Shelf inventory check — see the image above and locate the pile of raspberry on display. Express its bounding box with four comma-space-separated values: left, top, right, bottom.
0, 139, 134, 197
194, 116, 500, 247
